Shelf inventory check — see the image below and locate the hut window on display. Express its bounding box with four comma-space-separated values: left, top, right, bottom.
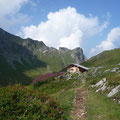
70, 68, 73, 71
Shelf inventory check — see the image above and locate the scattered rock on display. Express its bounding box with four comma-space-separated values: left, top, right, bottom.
97, 66, 104, 69
95, 78, 106, 87
107, 87, 111, 90
58, 75, 64, 79
92, 68, 98, 75
107, 85, 120, 97
112, 98, 116, 101
111, 67, 119, 72
92, 66, 104, 76
118, 100, 120, 104
61, 89, 64, 93
74, 82, 78, 87
66, 74, 72, 80
95, 83, 107, 92
77, 72, 82, 77
101, 84, 107, 91
82, 79, 86, 84
116, 63, 120, 66
97, 71, 103, 76
91, 85, 95, 88
73, 77, 78, 80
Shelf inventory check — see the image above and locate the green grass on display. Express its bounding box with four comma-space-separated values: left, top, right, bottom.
32, 75, 82, 119
86, 90, 120, 120
34, 77, 81, 95
53, 89, 76, 120
81, 48, 120, 119
83, 48, 120, 67
0, 55, 33, 86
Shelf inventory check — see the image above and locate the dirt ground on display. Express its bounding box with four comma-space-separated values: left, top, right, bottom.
71, 87, 88, 120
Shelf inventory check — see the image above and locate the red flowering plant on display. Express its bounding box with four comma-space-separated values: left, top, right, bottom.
33, 72, 64, 87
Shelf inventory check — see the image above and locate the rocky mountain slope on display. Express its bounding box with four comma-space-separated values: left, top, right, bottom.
82, 48, 120, 104
0, 28, 86, 86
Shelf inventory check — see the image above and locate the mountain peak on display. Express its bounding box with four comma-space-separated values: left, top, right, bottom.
0, 28, 86, 85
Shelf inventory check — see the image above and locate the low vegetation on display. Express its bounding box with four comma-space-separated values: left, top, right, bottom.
1, 48, 120, 119
0, 72, 81, 120
83, 48, 120, 67
0, 84, 64, 120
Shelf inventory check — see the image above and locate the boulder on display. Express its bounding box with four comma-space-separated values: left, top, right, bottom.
118, 100, 120, 104
95, 78, 106, 87
107, 85, 120, 97
111, 67, 119, 72
116, 63, 120, 66
95, 83, 107, 92
66, 75, 72, 80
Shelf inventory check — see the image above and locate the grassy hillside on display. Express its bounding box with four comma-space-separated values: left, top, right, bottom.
86, 90, 120, 120
80, 48, 120, 119
82, 48, 120, 88
0, 72, 83, 120
83, 48, 120, 67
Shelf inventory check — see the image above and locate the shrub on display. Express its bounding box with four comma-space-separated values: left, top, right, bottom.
33, 72, 64, 85
0, 84, 64, 120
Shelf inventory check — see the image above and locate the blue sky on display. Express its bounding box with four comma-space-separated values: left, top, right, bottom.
0, 0, 120, 57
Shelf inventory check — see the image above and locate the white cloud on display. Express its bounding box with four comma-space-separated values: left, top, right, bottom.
0, 0, 28, 16
20, 7, 108, 49
0, 14, 29, 31
0, 0, 29, 32
59, 30, 83, 49
90, 27, 120, 56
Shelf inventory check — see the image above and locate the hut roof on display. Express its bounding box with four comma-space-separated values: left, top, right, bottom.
66, 63, 89, 71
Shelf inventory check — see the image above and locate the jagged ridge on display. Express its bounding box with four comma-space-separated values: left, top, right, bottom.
0, 28, 86, 86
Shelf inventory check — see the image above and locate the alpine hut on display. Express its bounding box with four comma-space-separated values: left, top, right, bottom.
63, 63, 89, 73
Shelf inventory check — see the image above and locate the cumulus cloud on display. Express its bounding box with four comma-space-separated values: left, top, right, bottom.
20, 7, 108, 49
0, 0, 29, 32
90, 27, 120, 56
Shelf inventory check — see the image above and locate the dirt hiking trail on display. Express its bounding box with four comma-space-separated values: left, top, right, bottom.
71, 87, 88, 120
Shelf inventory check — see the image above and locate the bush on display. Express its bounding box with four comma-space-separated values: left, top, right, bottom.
33, 72, 64, 83
0, 84, 64, 120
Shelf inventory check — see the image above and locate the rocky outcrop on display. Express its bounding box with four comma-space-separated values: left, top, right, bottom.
59, 47, 85, 64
